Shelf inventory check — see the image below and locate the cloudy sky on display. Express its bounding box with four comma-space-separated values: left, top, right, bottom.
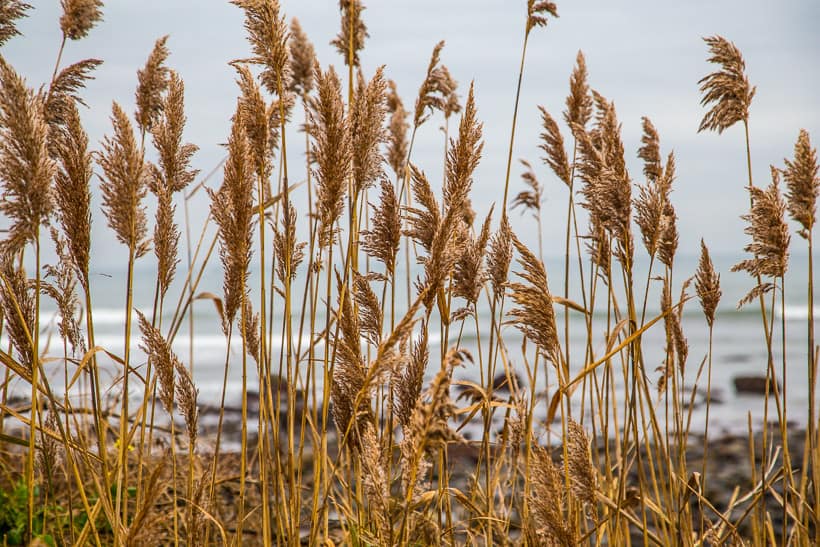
4, 0, 819, 267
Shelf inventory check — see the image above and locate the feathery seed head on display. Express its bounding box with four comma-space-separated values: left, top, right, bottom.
638, 116, 661, 183
488, 214, 513, 299
0, 0, 30, 47
98, 102, 149, 258
233, 0, 290, 96
137, 310, 176, 413
174, 359, 198, 447
149, 71, 199, 194
564, 50, 592, 134
413, 41, 450, 128
385, 79, 409, 177
152, 184, 178, 299
393, 324, 428, 428
310, 65, 350, 248
695, 239, 721, 327
698, 35, 756, 134
783, 129, 819, 239
59, 0, 103, 40
507, 232, 560, 364
453, 206, 493, 304
208, 108, 254, 333
526, 1, 558, 34
233, 63, 275, 182
576, 97, 633, 267
0, 58, 55, 254
538, 106, 571, 186
512, 159, 542, 217
361, 177, 401, 275
528, 441, 575, 545
135, 35, 171, 134
52, 101, 92, 288
0, 260, 35, 371
404, 165, 441, 253
566, 420, 597, 507
44, 232, 85, 357
732, 169, 790, 284
44, 58, 102, 131
273, 199, 306, 291
443, 82, 482, 215
351, 66, 387, 195
288, 18, 316, 96
331, 0, 368, 67
441, 66, 460, 120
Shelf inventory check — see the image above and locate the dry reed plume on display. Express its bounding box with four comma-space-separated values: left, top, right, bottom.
698, 35, 756, 134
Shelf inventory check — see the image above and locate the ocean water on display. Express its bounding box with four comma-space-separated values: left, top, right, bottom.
11, 250, 820, 438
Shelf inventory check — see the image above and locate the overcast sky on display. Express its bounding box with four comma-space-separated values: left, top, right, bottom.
3, 0, 819, 269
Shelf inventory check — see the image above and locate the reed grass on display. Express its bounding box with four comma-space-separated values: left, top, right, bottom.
0, 1, 816, 545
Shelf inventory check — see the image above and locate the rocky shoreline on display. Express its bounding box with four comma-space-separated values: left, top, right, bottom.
190, 388, 811, 541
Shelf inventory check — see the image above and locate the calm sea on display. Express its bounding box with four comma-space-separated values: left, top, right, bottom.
15, 250, 820, 437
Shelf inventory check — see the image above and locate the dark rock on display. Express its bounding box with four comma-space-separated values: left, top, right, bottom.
492, 371, 522, 393
724, 353, 751, 364
733, 375, 781, 395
